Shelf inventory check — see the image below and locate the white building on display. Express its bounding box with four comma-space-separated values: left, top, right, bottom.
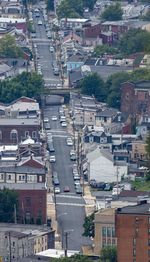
87, 148, 128, 183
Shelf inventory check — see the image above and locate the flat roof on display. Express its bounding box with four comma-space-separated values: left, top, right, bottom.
116, 203, 150, 215
0, 17, 26, 23
0, 183, 47, 190
0, 165, 45, 174
61, 18, 90, 23
0, 118, 40, 126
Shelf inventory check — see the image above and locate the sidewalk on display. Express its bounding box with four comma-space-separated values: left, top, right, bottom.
83, 185, 96, 216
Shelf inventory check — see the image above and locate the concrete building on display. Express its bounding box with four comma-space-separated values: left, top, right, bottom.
94, 208, 116, 256
116, 201, 150, 262
0, 223, 55, 260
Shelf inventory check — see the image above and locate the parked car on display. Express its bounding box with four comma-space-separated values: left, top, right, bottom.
104, 183, 112, 191
67, 137, 73, 146
76, 186, 83, 195
49, 155, 56, 162
54, 187, 60, 194
38, 20, 42, 25
53, 178, 59, 186
61, 122, 67, 127
96, 182, 106, 190
50, 46, 54, 53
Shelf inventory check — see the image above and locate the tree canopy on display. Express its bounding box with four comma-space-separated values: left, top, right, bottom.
119, 28, 150, 55
0, 35, 23, 58
51, 255, 93, 262
0, 71, 44, 103
0, 188, 19, 223
101, 3, 123, 21
57, 0, 96, 18
94, 45, 118, 57
46, 0, 54, 11
83, 212, 95, 238
106, 68, 150, 108
101, 246, 117, 262
80, 73, 106, 102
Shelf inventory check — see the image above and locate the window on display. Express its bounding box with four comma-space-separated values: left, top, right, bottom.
8, 175, 11, 180
133, 238, 136, 246
149, 217, 150, 224
10, 129, 18, 142
107, 227, 112, 237
0, 130, 2, 140
25, 131, 29, 138
25, 211, 31, 221
148, 239, 150, 246
1, 174, 3, 180
148, 228, 150, 234
148, 250, 150, 257
102, 227, 106, 237
133, 248, 136, 257
19, 175, 21, 181
39, 176, 42, 182
32, 131, 37, 139
13, 241, 15, 247
26, 197, 31, 207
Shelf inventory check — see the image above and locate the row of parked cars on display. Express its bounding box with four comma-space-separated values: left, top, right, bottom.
90, 180, 113, 191
72, 164, 83, 195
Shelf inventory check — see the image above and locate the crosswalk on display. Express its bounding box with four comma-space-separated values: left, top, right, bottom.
56, 202, 84, 207
56, 194, 83, 199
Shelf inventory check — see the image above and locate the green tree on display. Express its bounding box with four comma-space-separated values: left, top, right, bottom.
57, 0, 83, 18
51, 254, 93, 262
46, 0, 54, 11
101, 3, 123, 21
0, 72, 44, 103
82, 0, 97, 11
146, 133, 150, 159
119, 28, 150, 55
106, 68, 150, 108
0, 35, 23, 58
101, 246, 117, 262
94, 45, 118, 57
83, 212, 95, 238
80, 73, 106, 101
0, 188, 19, 223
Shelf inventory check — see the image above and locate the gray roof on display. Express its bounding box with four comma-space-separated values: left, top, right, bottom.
0, 118, 40, 126
5, 230, 27, 238
116, 203, 150, 215
96, 108, 118, 117
0, 166, 45, 174
135, 80, 150, 89
90, 65, 132, 81
0, 183, 46, 190
0, 63, 12, 74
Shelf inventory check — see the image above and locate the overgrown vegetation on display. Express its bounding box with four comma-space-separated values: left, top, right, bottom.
80, 68, 150, 109
0, 188, 19, 223
0, 35, 23, 58
0, 71, 44, 103
57, 0, 96, 18
101, 3, 123, 21
83, 212, 95, 238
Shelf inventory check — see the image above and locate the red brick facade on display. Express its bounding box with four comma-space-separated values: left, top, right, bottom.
18, 189, 47, 224
116, 212, 150, 262
121, 81, 150, 115
0, 124, 40, 144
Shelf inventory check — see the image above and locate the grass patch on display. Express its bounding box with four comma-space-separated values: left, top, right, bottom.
132, 180, 150, 191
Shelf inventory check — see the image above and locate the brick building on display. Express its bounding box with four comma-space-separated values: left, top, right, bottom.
0, 183, 47, 224
121, 81, 150, 116
116, 201, 150, 262
0, 118, 40, 144
94, 208, 117, 256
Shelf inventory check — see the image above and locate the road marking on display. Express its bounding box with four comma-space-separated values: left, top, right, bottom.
56, 202, 84, 207
56, 194, 83, 199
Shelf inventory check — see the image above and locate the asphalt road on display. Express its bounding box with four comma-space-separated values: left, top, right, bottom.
32, 11, 61, 87
44, 105, 92, 251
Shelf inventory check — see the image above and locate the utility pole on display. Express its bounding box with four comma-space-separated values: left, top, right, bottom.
8, 232, 12, 262
64, 232, 68, 257
116, 166, 119, 198
14, 204, 17, 224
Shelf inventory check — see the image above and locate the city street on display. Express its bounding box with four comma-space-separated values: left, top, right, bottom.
32, 11, 61, 87
45, 105, 92, 251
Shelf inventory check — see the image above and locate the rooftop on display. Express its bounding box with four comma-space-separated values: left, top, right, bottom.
116, 202, 150, 215
0, 118, 40, 126
0, 165, 45, 174
0, 182, 47, 190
